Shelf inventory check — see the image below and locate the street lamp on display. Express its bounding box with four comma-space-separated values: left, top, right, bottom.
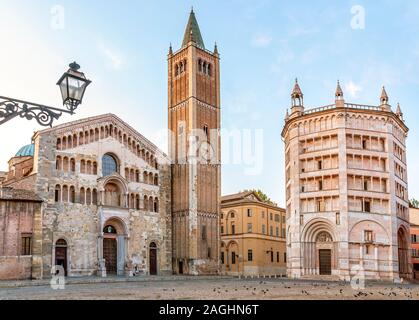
0, 62, 91, 127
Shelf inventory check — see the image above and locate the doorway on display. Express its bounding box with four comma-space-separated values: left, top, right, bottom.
319, 249, 332, 275
149, 242, 157, 275
103, 238, 117, 274
55, 239, 68, 276
178, 261, 184, 275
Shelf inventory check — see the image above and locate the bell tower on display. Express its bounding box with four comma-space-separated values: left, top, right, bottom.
168, 9, 221, 275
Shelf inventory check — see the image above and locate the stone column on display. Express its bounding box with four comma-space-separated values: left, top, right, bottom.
117, 235, 126, 276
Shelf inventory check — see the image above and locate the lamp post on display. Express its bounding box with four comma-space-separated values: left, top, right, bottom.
0, 62, 91, 127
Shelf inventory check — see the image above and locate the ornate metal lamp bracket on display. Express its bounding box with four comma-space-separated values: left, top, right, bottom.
0, 96, 71, 127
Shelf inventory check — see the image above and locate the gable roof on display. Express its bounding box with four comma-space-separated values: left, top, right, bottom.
221, 191, 284, 211
35, 113, 169, 160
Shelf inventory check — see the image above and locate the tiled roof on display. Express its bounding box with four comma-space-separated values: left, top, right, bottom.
15, 144, 34, 157
0, 187, 42, 202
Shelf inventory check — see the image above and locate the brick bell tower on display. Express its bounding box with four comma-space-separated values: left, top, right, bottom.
168, 9, 221, 275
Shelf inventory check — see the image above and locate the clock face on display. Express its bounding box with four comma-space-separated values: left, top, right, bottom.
198, 141, 215, 163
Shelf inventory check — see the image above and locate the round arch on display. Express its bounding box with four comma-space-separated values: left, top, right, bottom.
301, 218, 337, 243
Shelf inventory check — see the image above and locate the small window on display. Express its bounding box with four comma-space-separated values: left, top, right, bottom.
202, 225, 207, 240
231, 224, 236, 235
277, 252, 280, 263
248, 250, 253, 262
271, 251, 274, 263
318, 160, 323, 170
21, 235, 32, 256
318, 180, 323, 191
247, 209, 252, 217
336, 212, 340, 225
270, 226, 273, 236
364, 200, 371, 213
270, 212, 273, 221
364, 230, 373, 243
207, 247, 211, 259
364, 180, 369, 191
262, 225, 266, 234
284, 252, 287, 263
362, 139, 367, 149
221, 252, 225, 264
231, 252, 236, 264
104, 225, 117, 234
247, 223, 253, 233
220, 225, 224, 234
203, 125, 209, 138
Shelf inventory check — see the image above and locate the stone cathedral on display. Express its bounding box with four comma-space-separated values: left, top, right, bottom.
0, 10, 221, 280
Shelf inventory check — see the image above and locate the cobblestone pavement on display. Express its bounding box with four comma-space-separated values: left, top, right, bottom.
0, 277, 418, 300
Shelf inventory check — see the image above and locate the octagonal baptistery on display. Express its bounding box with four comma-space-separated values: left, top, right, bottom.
3, 114, 172, 278
281, 80, 411, 281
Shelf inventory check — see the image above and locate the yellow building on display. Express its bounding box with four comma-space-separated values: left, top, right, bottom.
220, 191, 287, 276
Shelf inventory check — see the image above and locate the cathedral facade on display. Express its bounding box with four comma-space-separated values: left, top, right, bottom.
0, 10, 221, 279
282, 81, 411, 281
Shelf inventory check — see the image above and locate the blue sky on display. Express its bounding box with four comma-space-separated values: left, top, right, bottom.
0, 0, 418, 206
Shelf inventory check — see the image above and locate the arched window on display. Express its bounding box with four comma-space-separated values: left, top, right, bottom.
62, 185, 68, 203
198, 59, 202, 72
104, 225, 117, 234
154, 198, 159, 213
69, 186, 75, 203
56, 138, 61, 150
70, 158, 76, 172
80, 187, 85, 205
68, 136, 72, 149
73, 134, 78, 147
136, 195, 140, 210
208, 64, 212, 76
136, 170, 140, 183
63, 157, 69, 172
92, 189, 98, 205
93, 162, 98, 175
55, 185, 61, 203
86, 161, 92, 175
144, 195, 149, 211
80, 160, 86, 174
102, 154, 118, 177
79, 132, 84, 146
154, 174, 159, 186
56, 156, 62, 171
86, 188, 92, 205
175, 64, 179, 76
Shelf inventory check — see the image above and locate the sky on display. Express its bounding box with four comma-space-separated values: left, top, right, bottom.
0, 0, 418, 206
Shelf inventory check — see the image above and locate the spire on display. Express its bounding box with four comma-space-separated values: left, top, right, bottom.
335, 80, 344, 100
291, 78, 304, 110
182, 9, 205, 49
291, 78, 303, 99
285, 109, 290, 121
380, 86, 389, 105
168, 43, 173, 55
396, 103, 403, 120
214, 42, 218, 54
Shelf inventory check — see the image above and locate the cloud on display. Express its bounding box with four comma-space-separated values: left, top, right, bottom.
251, 34, 272, 47
344, 81, 362, 98
100, 45, 123, 70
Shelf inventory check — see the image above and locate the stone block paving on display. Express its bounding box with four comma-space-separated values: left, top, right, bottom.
0, 276, 418, 300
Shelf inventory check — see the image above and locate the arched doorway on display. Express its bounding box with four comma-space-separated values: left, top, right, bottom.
103, 225, 118, 274
226, 241, 239, 275
102, 218, 127, 276
55, 239, 68, 276
149, 242, 158, 275
301, 219, 337, 276
398, 227, 410, 278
